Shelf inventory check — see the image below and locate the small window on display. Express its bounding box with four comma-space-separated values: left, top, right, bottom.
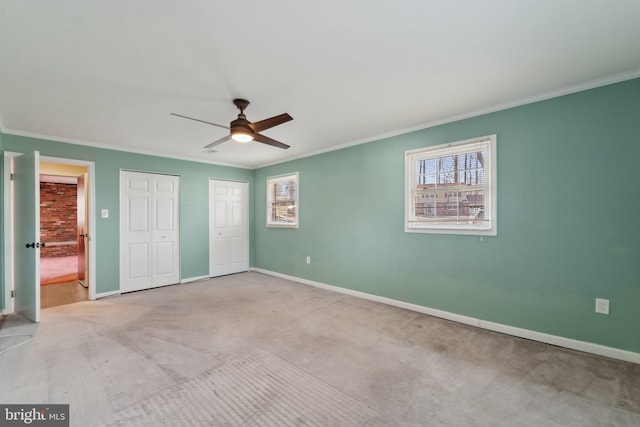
405, 135, 496, 235
267, 172, 299, 228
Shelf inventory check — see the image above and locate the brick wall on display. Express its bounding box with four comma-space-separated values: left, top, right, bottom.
40, 182, 78, 258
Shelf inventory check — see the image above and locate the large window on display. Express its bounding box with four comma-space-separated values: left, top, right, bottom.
266, 172, 299, 228
405, 135, 496, 235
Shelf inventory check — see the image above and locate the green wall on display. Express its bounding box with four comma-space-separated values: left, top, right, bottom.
0, 135, 253, 296
2, 78, 639, 354
253, 78, 640, 353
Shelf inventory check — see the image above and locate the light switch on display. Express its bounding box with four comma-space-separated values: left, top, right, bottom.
101, 209, 109, 219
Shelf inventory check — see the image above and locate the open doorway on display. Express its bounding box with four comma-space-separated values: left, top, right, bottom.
39, 162, 89, 308
3, 152, 96, 320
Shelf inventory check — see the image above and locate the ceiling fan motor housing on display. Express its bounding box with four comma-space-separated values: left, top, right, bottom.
230, 117, 254, 142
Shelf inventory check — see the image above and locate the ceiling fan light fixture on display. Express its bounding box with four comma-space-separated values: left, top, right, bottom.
231, 128, 254, 143
173, 98, 292, 150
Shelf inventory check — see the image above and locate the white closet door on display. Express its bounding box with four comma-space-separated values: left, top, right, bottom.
151, 174, 180, 287
120, 171, 180, 293
209, 180, 249, 277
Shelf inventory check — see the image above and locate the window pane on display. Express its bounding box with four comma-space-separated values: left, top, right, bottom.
414, 193, 436, 219
267, 173, 299, 227
412, 189, 486, 224
463, 190, 486, 224
406, 136, 495, 234
273, 180, 296, 201
271, 202, 296, 223
416, 159, 436, 184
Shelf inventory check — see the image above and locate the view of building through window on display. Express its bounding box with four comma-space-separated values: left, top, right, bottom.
414, 150, 486, 223
405, 135, 496, 235
266, 172, 298, 227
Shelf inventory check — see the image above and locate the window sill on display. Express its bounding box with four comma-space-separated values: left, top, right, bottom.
405, 224, 496, 236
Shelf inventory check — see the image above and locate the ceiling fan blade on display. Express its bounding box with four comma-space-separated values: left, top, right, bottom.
203, 135, 232, 149
253, 133, 290, 149
249, 113, 293, 133
171, 113, 229, 130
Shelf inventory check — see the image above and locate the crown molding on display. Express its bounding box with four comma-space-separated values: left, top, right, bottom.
3, 69, 639, 171
1, 129, 252, 169
256, 69, 640, 169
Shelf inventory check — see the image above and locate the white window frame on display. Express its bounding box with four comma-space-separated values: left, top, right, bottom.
405, 135, 497, 236
266, 172, 299, 228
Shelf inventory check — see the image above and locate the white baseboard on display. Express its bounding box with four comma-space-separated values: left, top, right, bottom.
94, 290, 121, 299
95, 278, 202, 299
251, 268, 640, 365
181, 275, 210, 284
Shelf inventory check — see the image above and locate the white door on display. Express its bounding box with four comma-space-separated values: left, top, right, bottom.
120, 171, 180, 293
209, 180, 249, 277
12, 151, 41, 322
77, 173, 88, 285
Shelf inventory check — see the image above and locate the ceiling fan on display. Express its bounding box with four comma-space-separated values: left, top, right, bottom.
171, 99, 293, 150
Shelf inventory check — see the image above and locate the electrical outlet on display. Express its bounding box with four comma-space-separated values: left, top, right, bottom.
306, 256, 311, 264
595, 298, 609, 315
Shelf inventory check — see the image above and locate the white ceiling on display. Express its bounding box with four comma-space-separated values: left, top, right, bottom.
1, 1, 639, 169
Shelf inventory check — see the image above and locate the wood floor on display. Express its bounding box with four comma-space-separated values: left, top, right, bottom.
40, 280, 88, 308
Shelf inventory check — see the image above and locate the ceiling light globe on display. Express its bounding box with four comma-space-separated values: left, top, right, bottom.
231, 132, 253, 143
230, 124, 254, 143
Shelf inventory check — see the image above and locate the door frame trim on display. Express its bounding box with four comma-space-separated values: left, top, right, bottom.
4, 153, 98, 312
40, 156, 97, 300
209, 179, 250, 277
3, 152, 20, 314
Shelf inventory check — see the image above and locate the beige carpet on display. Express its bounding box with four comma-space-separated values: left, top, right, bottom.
0, 334, 33, 354
2, 272, 639, 426
99, 349, 386, 426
